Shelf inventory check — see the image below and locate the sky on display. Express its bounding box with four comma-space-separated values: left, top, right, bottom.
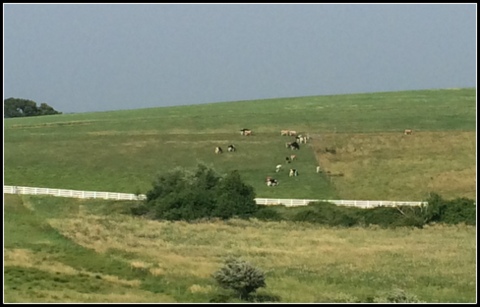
3, 3, 477, 114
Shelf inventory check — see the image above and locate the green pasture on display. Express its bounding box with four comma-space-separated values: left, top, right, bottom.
3, 88, 476, 200
4, 194, 476, 303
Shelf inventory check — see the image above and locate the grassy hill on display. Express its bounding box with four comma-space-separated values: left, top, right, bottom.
4, 194, 476, 303
3, 88, 476, 200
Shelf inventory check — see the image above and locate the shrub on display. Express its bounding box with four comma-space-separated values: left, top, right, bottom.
252, 206, 283, 221
212, 257, 266, 300
141, 164, 257, 221
441, 197, 476, 225
360, 206, 404, 228
422, 193, 476, 225
291, 202, 359, 227
213, 170, 257, 219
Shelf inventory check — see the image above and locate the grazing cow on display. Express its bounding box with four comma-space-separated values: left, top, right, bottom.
285, 156, 291, 164
289, 168, 299, 177
404, 129, 413, 135
266, 177, 279, 186
297, 136, 307, 144
227, 144, 236, 152
316, 166, 321, 173
290, 154, 297, 161
215, 146, 223, 154
240, 128, 252, 136
281, 130, 289, 136
297, 134, 308, 144
288, 142, 300, 150
288, 130, 297, 136
276, 164, 282, 172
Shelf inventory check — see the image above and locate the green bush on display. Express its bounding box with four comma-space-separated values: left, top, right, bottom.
140, 164, 257, 222
212, 257, 266, 300
360, 206, 404, 228
253, 206, 283, 221
422, 193, 476, 225
130, 203, 149, 216
291, 202, 359, 227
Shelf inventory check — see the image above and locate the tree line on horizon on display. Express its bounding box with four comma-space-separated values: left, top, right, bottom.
4, 97, 62, 118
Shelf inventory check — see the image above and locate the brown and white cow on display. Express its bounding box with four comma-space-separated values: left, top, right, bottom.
240, 128, 252, 136
404, 129, 413, 135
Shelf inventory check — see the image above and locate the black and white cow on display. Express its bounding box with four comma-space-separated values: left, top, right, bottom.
289, 168, 299, 177
227, 144, 236, 152
287, 141, 300, 150
266, 177, 279, 186
215, 146, 223, 154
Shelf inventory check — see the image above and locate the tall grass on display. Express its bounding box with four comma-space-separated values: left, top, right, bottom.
313, 131, 476, 200
4, 194, 476, 303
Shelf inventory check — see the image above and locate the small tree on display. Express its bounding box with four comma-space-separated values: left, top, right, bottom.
138, 164, 257, 221
212, 257, 266, 300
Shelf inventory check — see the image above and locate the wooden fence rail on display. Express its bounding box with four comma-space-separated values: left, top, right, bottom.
3, 185, 426, 209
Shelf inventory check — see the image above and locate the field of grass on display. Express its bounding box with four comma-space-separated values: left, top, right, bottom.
4, 194, 476, 303
3, 88, 476, 201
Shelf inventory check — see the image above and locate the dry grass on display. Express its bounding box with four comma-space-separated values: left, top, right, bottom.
311, 131, 476, 200
45, 211, 475, 299
7, 289, 175, 303
4, 248, 142, 288
6, 194, 475, 303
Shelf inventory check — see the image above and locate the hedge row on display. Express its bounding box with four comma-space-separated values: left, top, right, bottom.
253, 193, 476, 228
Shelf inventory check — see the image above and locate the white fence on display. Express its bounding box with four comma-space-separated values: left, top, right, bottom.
254, 198, 425, 208
3, 185, 146, 201
3, 185, 426, 209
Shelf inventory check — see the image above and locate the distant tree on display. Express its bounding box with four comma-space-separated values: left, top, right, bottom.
4, 98, 61, 118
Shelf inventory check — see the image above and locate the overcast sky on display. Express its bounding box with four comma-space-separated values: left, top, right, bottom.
3, 4, 477, 114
